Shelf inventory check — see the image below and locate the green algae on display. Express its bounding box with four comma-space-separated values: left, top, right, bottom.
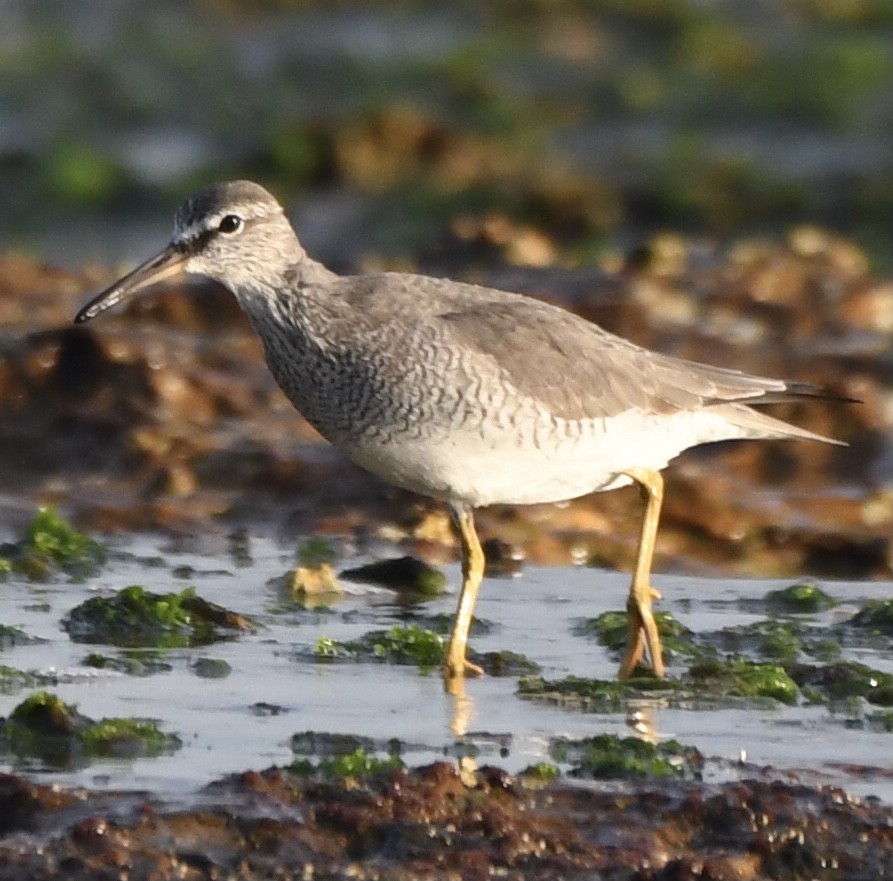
415, 612, 494, 637
521, 762, 561, 782
849, 599, 893, 636
80, 718, 181, 758
0, 624, 31, 649
0, 665, 37, 694
297, 536, 339, 568
756, 621, 803, 662
805, 637, 842, 663
192, 657, 232, 679
474, 649, 541, 677
528, 625, 886, 710
82, 651, 173, 677
0, 508, 106, 582
686, 658, 799, 705
287, 747, 403, 780
791, 660, 893, 707
65, 585, 253, 648
291, 730, 374, 757
7, 691, 83, 735
1, 691, 181, 762
66, 585, 197, 647
576, 609, 703, 662
867, 711, 893, 733
715, 615, 844, 665
517, 674, 672, 713
550, 734, 701, 781
765, 583, 837, 614
717, 619, 805, 663
315, 625, 445, 670
520, 663, 800, 712
319, 748, 403, 779
315, 624, 537, 674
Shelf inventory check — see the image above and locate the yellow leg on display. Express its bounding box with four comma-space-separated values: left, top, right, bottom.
445, 673, 473, 737
618, 467, 666, 679
443, 504, 486, 680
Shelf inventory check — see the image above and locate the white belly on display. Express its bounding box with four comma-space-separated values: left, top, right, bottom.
342, 408, 747, 508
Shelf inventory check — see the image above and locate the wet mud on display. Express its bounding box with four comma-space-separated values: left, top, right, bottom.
2, 761, 893, 881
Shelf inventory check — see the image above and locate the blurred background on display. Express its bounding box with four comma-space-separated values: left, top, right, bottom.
1, 0, 890, 269
0, 0, 890, 576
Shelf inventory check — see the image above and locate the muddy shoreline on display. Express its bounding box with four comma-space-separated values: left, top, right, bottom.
3, 761, 893, 880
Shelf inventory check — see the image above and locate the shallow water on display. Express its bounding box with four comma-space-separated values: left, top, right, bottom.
1, 531, 891, 803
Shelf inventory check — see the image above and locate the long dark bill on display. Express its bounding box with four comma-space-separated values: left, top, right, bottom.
74, 244, 188, 324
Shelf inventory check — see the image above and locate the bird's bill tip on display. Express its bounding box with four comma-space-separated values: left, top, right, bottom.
74, 244, 188, 324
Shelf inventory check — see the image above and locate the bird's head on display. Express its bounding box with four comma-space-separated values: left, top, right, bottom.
75, 180, 300, 324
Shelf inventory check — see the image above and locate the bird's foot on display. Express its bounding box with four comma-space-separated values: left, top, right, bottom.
619, 649, 664, 680
618, 634, 645, 680
618, 584, 665, 679
442, 654, 485, 680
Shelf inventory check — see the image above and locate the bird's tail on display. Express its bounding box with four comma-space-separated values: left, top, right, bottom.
711, 402, 846, 446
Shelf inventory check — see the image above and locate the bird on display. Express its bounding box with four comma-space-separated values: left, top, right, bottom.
75, 180, 845, 680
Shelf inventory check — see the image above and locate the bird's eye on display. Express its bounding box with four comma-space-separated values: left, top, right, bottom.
217, 214, 243, 235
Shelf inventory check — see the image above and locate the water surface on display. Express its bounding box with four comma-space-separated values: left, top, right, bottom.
2, 532, 890, 802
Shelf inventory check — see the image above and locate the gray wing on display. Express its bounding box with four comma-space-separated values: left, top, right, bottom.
328, 272, 828, 420
437, 299, 822, 421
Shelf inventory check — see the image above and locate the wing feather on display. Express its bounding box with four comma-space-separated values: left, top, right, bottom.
438, 300, 825, 420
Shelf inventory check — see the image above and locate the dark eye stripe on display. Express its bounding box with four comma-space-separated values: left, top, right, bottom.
174, 229, 214, 254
